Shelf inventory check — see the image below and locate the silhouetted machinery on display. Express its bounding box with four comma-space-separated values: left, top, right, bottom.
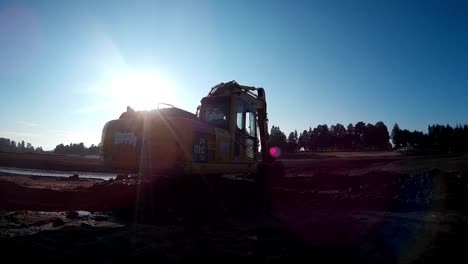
101, 80, 281, 179
100, 81, 283, 220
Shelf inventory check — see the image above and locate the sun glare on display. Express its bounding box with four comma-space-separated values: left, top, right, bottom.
107, 70, 175, 111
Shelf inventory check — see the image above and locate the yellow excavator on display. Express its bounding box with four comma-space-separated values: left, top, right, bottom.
100, 80, 280, 179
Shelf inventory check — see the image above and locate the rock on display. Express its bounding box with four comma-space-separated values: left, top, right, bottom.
32, 220, 48, 226
93, 215, 108, 221
66, 211, 79, 219
80, 222, 93, 228
116, 174, 128, 181
69, 174, 79, 180
247, 235, 258, 241
5, 214, 18, 223
52, 218, 65, 227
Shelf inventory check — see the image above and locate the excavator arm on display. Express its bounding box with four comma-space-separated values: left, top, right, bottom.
255, 88, 271, 163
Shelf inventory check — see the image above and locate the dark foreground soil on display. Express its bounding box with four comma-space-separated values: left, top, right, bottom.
1, 152, 468, 262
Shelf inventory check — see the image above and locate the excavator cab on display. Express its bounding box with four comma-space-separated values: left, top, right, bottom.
200, 95, 258, 161
197, 81, 269, 165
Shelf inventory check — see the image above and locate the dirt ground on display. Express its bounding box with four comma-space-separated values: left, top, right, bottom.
1, 152, 468, 262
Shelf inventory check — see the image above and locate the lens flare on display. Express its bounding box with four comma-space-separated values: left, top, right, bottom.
269, 146, 281, 158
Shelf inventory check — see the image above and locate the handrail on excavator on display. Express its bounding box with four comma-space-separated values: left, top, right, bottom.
158, 102, 174, 109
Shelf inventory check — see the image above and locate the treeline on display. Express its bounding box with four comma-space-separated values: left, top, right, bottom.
270, 122, 468, 153
0, 137, 101, 155
269, 121, 391, 152
0, 137, 44, 153
53, 143, 101, 155
392, 124, 468, 153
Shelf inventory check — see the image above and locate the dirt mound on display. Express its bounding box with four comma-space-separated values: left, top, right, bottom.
271, 169, 468, 212
3, 169, 468, 215
0, 174, 268, 224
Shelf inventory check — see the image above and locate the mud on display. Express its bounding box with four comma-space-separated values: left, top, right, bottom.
1, 153, 468, 261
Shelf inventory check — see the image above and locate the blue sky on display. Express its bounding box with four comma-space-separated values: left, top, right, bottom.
1, 0, 467, 150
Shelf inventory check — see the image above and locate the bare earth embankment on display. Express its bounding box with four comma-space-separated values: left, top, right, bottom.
1, 151, 468, 262
0, 152, 108, 172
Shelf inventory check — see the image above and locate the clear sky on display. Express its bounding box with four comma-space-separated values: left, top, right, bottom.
1, 0, 467, 150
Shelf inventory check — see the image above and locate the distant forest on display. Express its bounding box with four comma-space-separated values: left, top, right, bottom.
53, 143, 101, 155
0, 137, 100, 155
269, 122, 468, 153
0, 138, 44, 153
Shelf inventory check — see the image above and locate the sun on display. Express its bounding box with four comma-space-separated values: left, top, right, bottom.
107, 69, 175, 111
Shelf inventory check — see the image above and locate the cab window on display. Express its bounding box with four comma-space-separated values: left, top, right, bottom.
235, 99, 257, 159
200, 97, 230, 129
236, 102, 244, 130
246, 111, 256, 137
